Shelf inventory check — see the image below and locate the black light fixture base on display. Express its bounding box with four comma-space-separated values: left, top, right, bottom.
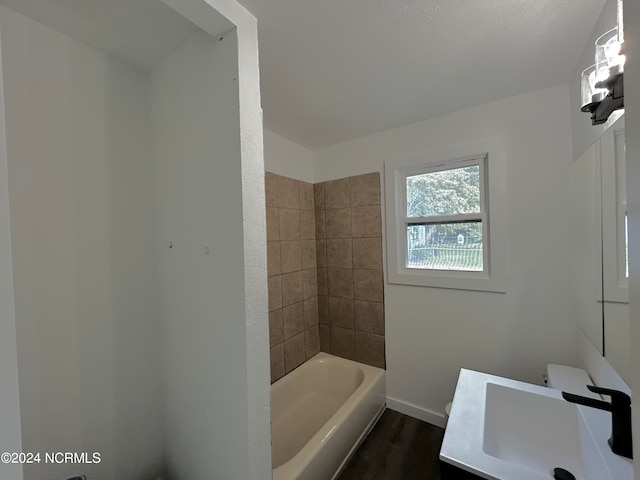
581, 101, 600, 114
582, 72, 624, 125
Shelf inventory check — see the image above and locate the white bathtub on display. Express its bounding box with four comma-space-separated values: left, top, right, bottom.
271, 352, 386, 480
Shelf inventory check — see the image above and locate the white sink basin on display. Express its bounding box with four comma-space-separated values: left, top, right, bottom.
483, 383, 610, 480
440, 369, 633, 480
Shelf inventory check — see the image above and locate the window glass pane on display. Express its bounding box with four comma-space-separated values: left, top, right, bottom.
406, 165, 480, 217
407, 222, 483, 271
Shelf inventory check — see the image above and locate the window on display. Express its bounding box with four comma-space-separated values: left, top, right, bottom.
405, 159, 486, 272
385, 139, 506, 292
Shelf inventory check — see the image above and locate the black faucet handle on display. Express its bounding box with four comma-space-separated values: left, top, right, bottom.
587, 385, 631, 406
562, 391, 612, 411
564, 385, 633, 459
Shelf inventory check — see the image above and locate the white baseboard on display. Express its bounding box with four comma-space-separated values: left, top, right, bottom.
386, 396, 446, 428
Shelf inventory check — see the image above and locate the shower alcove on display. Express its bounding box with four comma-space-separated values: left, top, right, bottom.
0, 1, 270, 479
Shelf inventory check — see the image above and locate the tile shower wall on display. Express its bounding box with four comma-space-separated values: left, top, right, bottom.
315, 173, 385, 369
266, 173, 320, 382
266, 171, 385, 382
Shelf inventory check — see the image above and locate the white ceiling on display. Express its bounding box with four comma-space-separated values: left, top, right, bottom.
0, 0, 208, 71
0, 0, 609, 149
240, 0, 607, 149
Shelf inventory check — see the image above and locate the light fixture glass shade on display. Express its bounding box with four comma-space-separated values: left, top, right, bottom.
581, 64, 607, 107
617, 0, 624, 44
595, 27, 625, 79
578, 0, 625, 123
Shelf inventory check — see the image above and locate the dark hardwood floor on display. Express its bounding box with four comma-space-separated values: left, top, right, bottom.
337, 409, 445, 480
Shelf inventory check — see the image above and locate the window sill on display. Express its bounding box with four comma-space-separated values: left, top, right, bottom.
388, 268, 506, 293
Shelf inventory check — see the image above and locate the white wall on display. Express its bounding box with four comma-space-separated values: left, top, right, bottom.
314, 85, 576, 424
578, 328, 630, 394
622, 0, 640, 470
0, 2, 271, 479
152, 29, 261, 479
0, 7, 163, 479
264, 129, 314, 182
0, 11, 22, 478
159, 2, 271, 478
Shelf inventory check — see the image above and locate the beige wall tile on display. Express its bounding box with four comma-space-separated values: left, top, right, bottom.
328, 268, 354, 299
354, 301, 385, 335
327, 238, 353, 268
319, 324, 330, 352
304, 296, 319, 328
278, 175, 299, 209
305, 326, 321, 359
283, 301, 305, 339
270, 343, 285, 383
280, 240, 302, 273
354, 269, 384, 302
302, 268, 318, 299
299, 181, 315, 210
268, 172, 386, 374
284, 332, 306, 373
325, 178, 351, 209
265, 172, 279, 207
351, 205, 382, 238
352, 237, 382, 270
317, 267, 328, 295
355, 332, 385, 368
315, 210, 326, 239
281, 271, 303, 306
316, 239, 327, 267
326, 208, 352, 238
269, 309, 284, 347
350, 172, 380, 206
279, 208, 300, 240
330, 326, 355, 360
300, 210, 316, 240
266, 207, 280, 242
328, 297, 354, 329
314, 183, 325, 210
268, 275, 282, 311
301, 239, 317, 269
267, 241, 281, 277
318, 295, 328, 324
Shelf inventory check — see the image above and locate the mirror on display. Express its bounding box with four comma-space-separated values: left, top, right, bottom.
600, 119, 630, 381
569, 115, 630, 384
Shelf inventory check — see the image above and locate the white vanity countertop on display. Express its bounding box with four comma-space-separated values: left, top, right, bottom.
439, 368, 633, 480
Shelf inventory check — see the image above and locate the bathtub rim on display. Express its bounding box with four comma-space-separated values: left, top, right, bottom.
272, 352, 386, 480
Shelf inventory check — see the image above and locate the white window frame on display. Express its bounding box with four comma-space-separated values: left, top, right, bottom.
403, 156, 488, 272
385, 138, 506, 292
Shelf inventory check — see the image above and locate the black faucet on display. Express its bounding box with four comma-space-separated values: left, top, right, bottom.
562, 385, 633, 459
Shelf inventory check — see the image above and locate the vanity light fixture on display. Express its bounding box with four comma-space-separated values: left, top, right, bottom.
581, 1, 625, 125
